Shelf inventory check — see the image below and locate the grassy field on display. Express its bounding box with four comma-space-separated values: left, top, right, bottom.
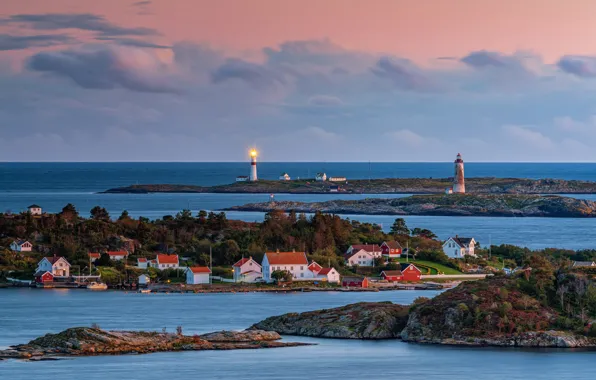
396, 259, 462, 275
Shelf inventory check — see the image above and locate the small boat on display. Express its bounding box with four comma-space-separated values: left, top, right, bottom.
86, 282, 108, 290
138, 289, 151, 294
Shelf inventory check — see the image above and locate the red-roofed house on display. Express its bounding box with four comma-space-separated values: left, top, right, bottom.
307, 261, 340, 283
233, 257, 262, 283
380, 264, 421, 282
185, 266, 211, 284
381, 241, 403, 258
137, 257, 148, 269
149, 254, 180, 270
106, 251, 129, 261
261, 251, 309, 282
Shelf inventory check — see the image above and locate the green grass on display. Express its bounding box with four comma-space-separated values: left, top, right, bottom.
396, 259, 462, 275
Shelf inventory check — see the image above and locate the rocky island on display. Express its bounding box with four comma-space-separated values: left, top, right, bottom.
226, 193, 596, 218
251, 271, 596, 348
101, 177, 596, 195
0, 328, 308, 360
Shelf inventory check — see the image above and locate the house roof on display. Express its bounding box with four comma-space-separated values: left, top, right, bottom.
187, 266, 211, 274
265, 251, 308, 265
572, 261, 596, 267
400, 263, 421, 272
317, 268, 334, 275
156, 254, 179, 264
89, 252, 100, 259
308, 261, 323, 272
137, 258, 148, 262
44, 256, 70, 266
28, 204, 41, 209
34, 270, 53, 277
342, 276, 366, 282
345, 248, 375, 260
233, 258, 250, 267
350, 244, 381, 253
383, 241, 402, 250
139, 274, 150, 279
107, 251, 128, 256
381, 270, 403, 277
449, 237, 474, 248
14, 240, 30, 246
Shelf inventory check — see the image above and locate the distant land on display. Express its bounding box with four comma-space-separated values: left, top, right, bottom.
101, 177, 596, 195
225, 194, 596, 218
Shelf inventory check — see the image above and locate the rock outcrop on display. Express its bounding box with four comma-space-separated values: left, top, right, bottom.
0, 327, 308, 360
250, 302, 409, 339
227, 194, 596, 218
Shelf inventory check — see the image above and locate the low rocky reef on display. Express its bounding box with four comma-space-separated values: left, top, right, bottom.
250, 302, 409, 339
227, 194, 596, 218
0, 328, 308, 360
101, 177, 596, 195
251, 277, 596, 348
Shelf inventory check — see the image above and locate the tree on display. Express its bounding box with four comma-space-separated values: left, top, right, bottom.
411, 228, 437, 239
390, 218, 410, 236
118, 210, 130, 221
90, 206, 110, 221
271, 270, 293, 282
95, 253, 113, 267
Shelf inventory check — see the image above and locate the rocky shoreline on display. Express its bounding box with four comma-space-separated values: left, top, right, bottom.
226, 194, 596, 218
101, 177, 596, 195
0, 328, 310, 360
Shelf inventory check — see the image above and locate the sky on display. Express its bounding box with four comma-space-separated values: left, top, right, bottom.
3, 1, 596, 162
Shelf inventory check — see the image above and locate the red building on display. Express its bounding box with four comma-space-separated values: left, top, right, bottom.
381, 241, 403, 258
34, 271, 54, 283
380, 264, 421, 282
342, 276, 369, 288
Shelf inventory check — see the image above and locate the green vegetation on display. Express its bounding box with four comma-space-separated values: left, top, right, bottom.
395, 259, 462, 275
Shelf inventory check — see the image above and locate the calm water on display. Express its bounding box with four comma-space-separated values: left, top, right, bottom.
0, 289, 594, 380
2, 162, 596, 249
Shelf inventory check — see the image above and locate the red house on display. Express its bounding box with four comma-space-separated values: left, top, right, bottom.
34, 271, 54, 283
380, 264, 421, 282
342, 276, 370, 288
380, 270, 403, 282
381, 241, 403, 258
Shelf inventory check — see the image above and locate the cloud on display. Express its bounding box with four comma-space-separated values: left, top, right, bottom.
211, 58, 285, 89
96, 37, 170, 49
386, 129, 425, 146
132, 1, 152, 6
557, 55, 596, 78
6, 13, 158, 37
307, 95, 343, 107
371, 57, 432, 91
502, 125, 553, 148
26, 45, 179, 93
460, 50, 535, 76
0, 34, 73, 50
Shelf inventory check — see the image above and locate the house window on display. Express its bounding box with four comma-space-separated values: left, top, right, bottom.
300, 273, 304, 277
290, 266, 294, 270
300, 266, 304, 270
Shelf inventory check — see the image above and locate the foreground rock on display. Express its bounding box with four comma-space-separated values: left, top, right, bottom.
250, 302, 409, 339
228, 194, 596, 218
0, 328, 309, 360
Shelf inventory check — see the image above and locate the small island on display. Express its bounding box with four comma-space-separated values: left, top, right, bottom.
101, 177, 596, 195
0, 328, 309, 360
226, 193, 596, 218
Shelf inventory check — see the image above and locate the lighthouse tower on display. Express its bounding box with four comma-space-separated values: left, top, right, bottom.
249, 149, 258, 181
453, 153, 465, 193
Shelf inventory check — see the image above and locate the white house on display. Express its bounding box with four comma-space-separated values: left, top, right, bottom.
572, 261, 596, 268
36, 256, 70, 277
236, 176, 249, 182
346, 244, 382, 258
185, 266, 211, 284
27, 204, 42, 215
138, 274, 151, 286
329, 177, 347, 182
10, 240, 32, 252
106, 251, 128, 261
443, 236, 477, 259
345, 249, 376, 267
279, 173, 291, 181
308, 262, 340, 283
315, 173, 327, 181
137, 258, 148, 269
233, 257, 262, 283
149, 254, 180, 270
261, 251, 309, 282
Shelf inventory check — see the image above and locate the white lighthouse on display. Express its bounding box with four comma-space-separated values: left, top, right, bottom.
453, 153, 465, 193
249, 149, 258, 181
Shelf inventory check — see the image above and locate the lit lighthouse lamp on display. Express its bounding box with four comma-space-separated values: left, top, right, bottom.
249, 149, 258, 181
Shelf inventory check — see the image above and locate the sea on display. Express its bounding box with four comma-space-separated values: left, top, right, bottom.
2, 162, 596, 249
1, 288, 596, 380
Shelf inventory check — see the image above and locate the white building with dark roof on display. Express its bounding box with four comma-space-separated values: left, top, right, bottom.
28, 204, 42, 215
443, 236, 476, 258
11, 240, 32, 252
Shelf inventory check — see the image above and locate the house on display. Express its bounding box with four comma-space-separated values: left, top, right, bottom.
315, 173, 327, 181
329, 177, 347, 182
381, 241, 403, 258
106, 251, 128, 261
442, 236, 477, 259
279, 173, 291, 181
138, 274, 151, 286
341, 276, 369, 288
150, 254, 180, 270
233, 257, 263, 283
10, 240, 32, 252
34, 271, 54, 284
345, 249, 376, 267
137, 258, 148, 269
380, 263, 421, 282
36, 256, 70, 277
347, 244, 382, 258
261, 251, 309, 282
236, 176, 249, 182
185, 266, 211, 284
27, 204, 42, 215
572, 261, 596, 268
329, 185, 340, 193
314, 267, 340, 283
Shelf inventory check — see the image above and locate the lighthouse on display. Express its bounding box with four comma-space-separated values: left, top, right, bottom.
453, 153, 465, 193
249, 149, 258, 181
